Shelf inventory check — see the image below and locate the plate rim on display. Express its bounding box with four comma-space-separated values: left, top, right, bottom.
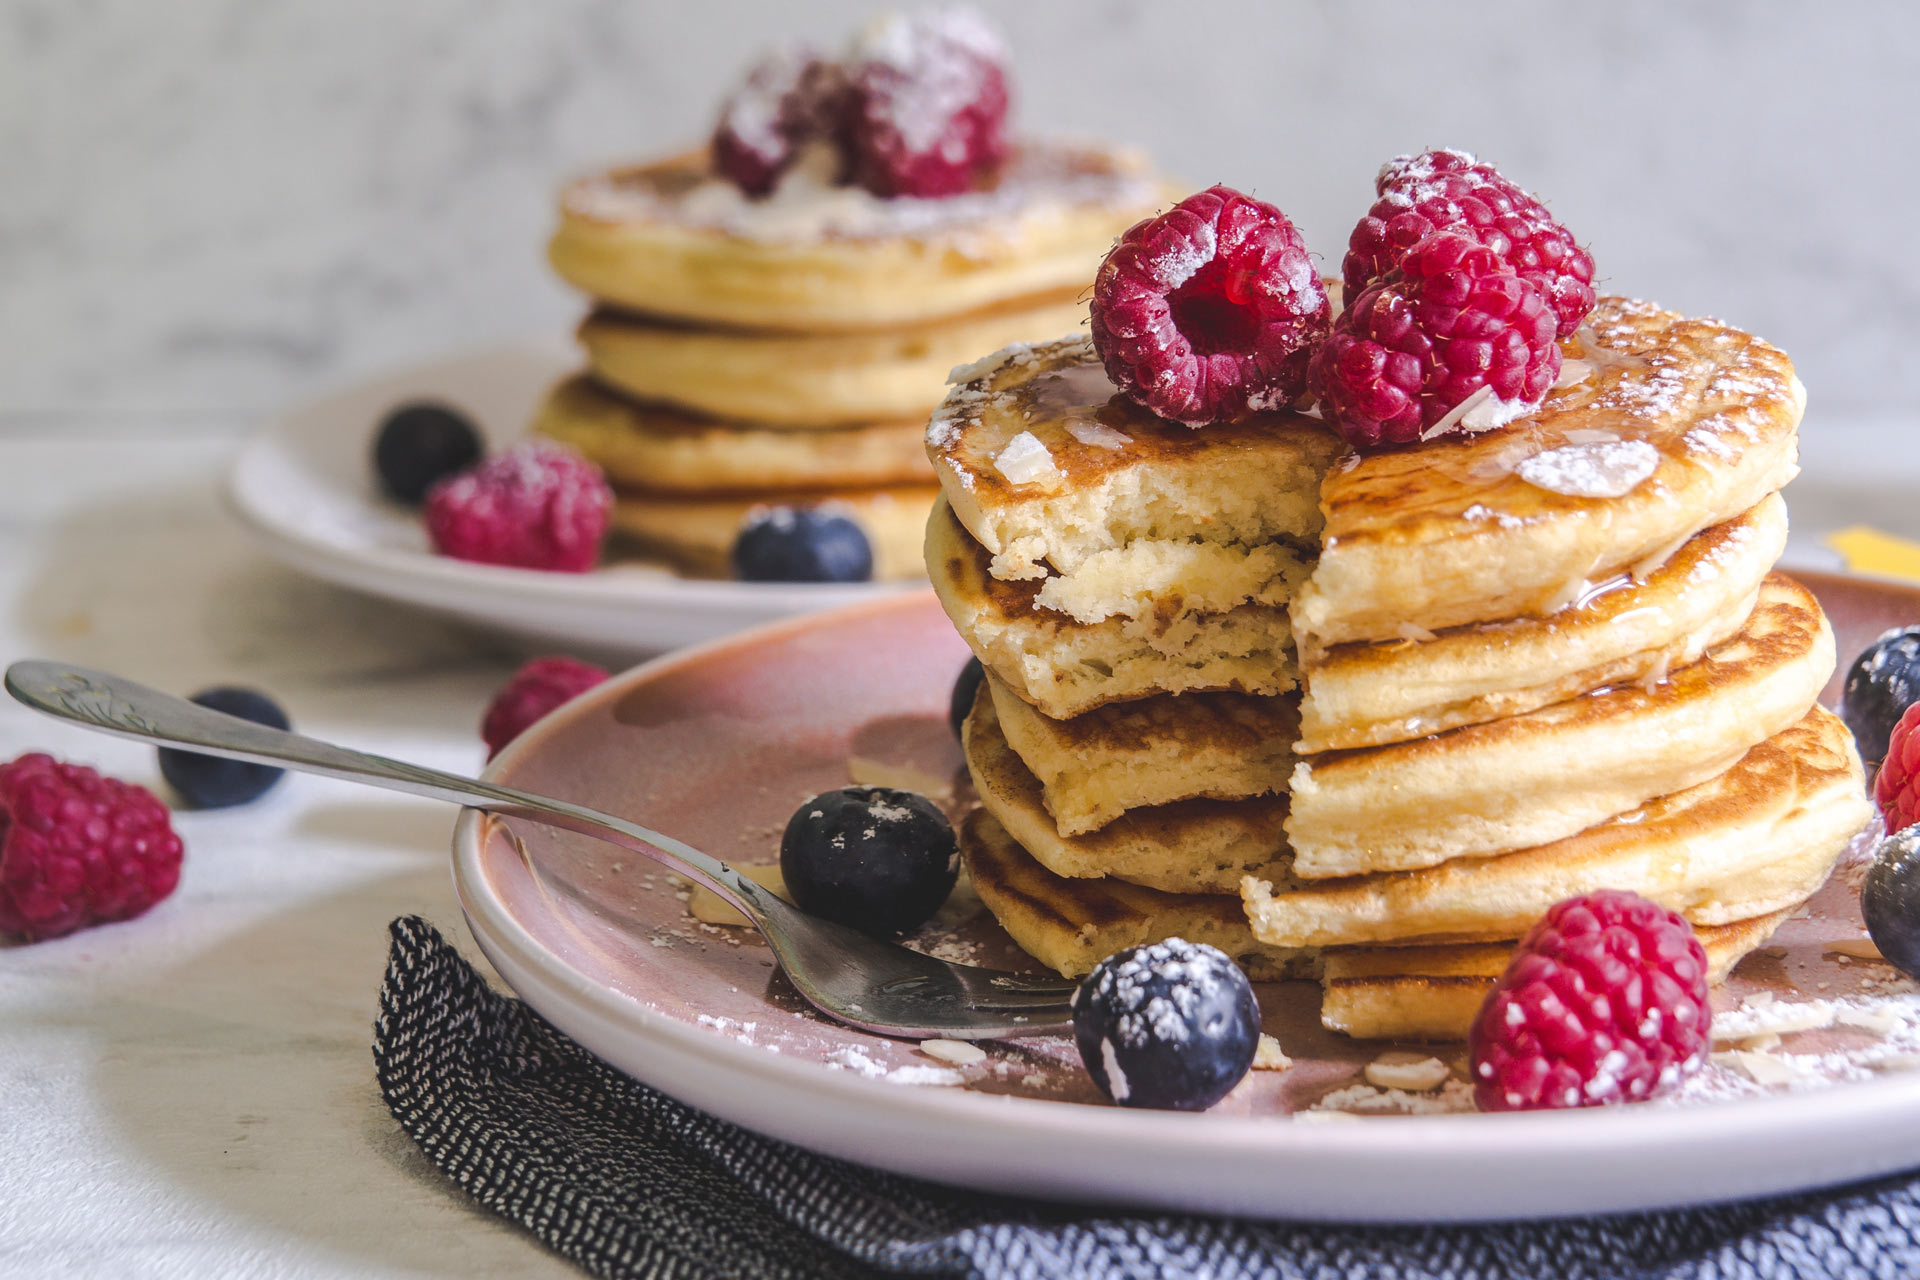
450, 582, 1920, 1222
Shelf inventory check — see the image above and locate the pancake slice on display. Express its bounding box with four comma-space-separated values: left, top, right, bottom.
1293, 298, 1803, 647
986, 672, 1297, 836
579, 291, 1088, 429
1287, 574, 1835, 877
611, 486, 937, 580
1295, 492, 1788, 753
927, 495, 1297, 717
964, 685, 1291, 895
1243, 705, 1869, 949
960, 807, 1308, 981
536, 375, 933, 494
1318, 909, 1792, 1042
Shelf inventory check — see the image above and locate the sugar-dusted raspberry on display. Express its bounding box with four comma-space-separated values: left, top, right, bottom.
1875, 702, 1920, 835
481, 657, 610, 760
0, 753, 184, 941
842, 8, 1009, 198
1470, 890, 1710, 1112
1309, 229, 1560, 449
712, 45, 848, 197
424, 441, 612, 573
1344, 148, 1595, 339
1089, 185, 1330, 427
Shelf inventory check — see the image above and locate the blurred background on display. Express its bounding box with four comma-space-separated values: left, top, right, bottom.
3, 0, 1913, 534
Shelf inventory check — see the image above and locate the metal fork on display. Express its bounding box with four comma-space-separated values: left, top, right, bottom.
4, 660, 1075, 1040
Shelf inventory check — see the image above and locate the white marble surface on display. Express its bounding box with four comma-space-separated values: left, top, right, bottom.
3, 1, 1917, 429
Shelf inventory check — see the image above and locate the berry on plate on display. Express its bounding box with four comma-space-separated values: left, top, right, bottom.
1071, 938, 1260, 1111
1469, 890, 1709, 1112
947, 656, 985, 741
1090, 185, 1330, 428
157, 686, 292, 808
779, 787, 957, 936
842, 8, 1009, 198
1842, 626, 1920, 766
712, 44, 848, 197
0, 753, 184, 941
372, 402, 484, 505
1309, 228, 1560, 450
1862, 824, 1920, 980
423, 440, 612, 573
1344, 148, 1595, 340
731, 507, 874, 583
1874, 702, 1920, 835
481, 657, 610, 760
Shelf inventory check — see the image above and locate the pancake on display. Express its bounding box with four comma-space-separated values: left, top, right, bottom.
550, 142, 1162, 331
611, 486, 937, 580
960, 807, 1307, 981
963, 804, 1790, 1042
578, 292, 1088, 429
926, 495, 1297, 717
535, 375, 933, 494
1318, 909, 1791, 1042
1292, 298, 1804, 647
1295, 492, 1788, 753
963, 684, 1291, 895
1287, 574, 1834, 877
986, 671, 1296, 836
927, 335, 1344, 584
1241, 704, 1869, 949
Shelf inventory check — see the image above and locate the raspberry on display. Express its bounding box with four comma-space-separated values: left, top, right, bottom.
482, 657, 610, 760
1089, 185, 1330, 427
1875, 702, 1920, 835
0, 754, 184, 941
424, 441, 612, 573
712, 46, 848, 197
1308, 229, 1560, 449
842, 8, 1009, 198
1470, 890, 1710, 1112
1343, 149, 1595, 339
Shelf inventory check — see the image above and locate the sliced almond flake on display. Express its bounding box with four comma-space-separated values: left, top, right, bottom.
687, 864, 789, 927
1827, 937, 1885, 960
847, 756, 954, 805
1252, 1034, 1293, 1071
1394, 621, 1438, 643
1515, 439, 1660, 500
992, 431, 1060, 487
919, 1039, 988, 1066
1421, 386, 1493, 441
1065, 419, 1132, 450
1837, 1007, 1901, 1035
1552, 359, 1596, 389
1716, 1049, 1805, 1087
1363, 1052, 1450, 1093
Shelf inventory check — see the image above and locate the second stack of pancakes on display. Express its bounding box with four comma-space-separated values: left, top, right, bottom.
930, 298, 1872, 1041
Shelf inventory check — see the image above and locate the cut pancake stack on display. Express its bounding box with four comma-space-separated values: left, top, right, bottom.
929, 298, 1874, 1041
535, 145, 1163, 578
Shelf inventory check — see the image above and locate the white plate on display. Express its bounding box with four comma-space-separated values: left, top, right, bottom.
449, 589, 1920, 1223
226, 340, 914, 657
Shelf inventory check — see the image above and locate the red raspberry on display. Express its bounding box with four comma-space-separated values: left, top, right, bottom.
0, 754, 184, 941
425, 441, 612, 573
1089, 186, 1330, 427
482, 657, 610, 759
1875, 702, 1920, 835
1308, 229, 1560, 449
1343, 149, 1595, 339
842, 9, 1009, 198
712, 46, 849, 197
1470, 890, 1710, 1112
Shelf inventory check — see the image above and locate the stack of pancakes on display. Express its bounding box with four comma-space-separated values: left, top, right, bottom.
534, 144, 1163, 578
929, 297, 1873, 1041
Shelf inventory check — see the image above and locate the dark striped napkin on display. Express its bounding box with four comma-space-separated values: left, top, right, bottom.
373, 917, 1920, 1279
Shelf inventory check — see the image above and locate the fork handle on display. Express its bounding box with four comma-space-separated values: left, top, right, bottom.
3, 660, 779, 922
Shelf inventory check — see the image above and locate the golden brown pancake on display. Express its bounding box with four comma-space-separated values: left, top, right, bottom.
549, 142, 1163, 331
1242, 705, 1868, 949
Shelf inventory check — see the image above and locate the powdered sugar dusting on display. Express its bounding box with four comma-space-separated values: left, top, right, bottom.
1515, 439, 1660, 499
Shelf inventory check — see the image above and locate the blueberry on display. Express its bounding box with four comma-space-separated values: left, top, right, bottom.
1843, 627, 1920, 765
373, 402, 484, 504
1072, 938, 1261, 1111
779, 787, 956, 936
948, 657, 985, 741
158, 687, 292, 809
732, 508, 873, 583
1863, 824, 1920, 980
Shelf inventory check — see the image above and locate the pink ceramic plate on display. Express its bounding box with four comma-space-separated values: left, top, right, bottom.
452, 574, 1920, 1222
